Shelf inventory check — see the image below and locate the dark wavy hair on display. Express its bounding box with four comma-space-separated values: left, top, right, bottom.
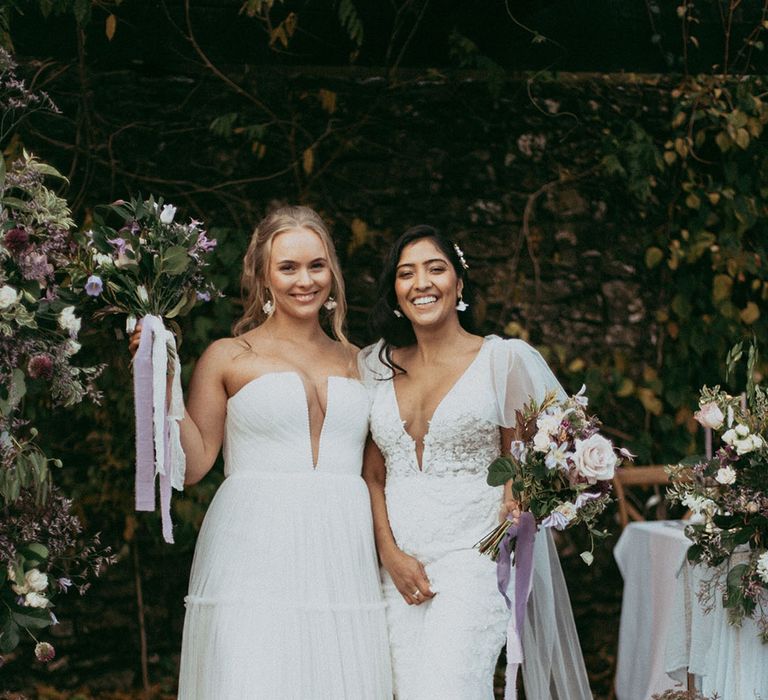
369, 225, 477, 376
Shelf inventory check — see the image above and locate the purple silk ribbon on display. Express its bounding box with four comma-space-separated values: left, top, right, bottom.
133, 314, 175, 543
496, 510, 537, 700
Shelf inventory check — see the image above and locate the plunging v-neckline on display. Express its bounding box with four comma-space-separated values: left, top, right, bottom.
228, 371, 357, 470
390, 338, 489, 471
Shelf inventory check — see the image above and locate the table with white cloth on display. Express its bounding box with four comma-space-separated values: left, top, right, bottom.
665, 550, 768, 700
613, 520, 691, 700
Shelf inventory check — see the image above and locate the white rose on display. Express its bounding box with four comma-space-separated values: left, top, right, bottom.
572, 434, 618, 483
57, 306, 82, 337
715, 466, 736, 485
0, 284, 19, 310
532, 430, 551, 453
159, 204, 177, 224
694, 402, 724, 430
722, 428, 738, 445
24, 568, 48, 593
757, 551, 768, 584
735, 423, 750, 438
555, 501, 578, 522
24, 591, 49, 608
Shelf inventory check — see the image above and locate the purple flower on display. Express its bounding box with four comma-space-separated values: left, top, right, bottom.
84, 275, 103, 297
107, 237, 127, 254
27, 354, 54, 380
4, 227, 29, 254
542, 511, 570, 530
57, 577, 73, 592
196, 290, 211, 302
195, 232, 217, 253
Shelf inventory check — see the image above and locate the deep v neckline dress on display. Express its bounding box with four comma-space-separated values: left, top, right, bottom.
361, 337, 593, 700
177, 372, 392, 699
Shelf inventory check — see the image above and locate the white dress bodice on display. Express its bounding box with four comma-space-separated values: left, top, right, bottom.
368, 337, 504, 562
223, 372, 369, 477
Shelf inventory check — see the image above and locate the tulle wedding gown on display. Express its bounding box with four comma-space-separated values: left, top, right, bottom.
361, 336, 592, 700
177, 371, 392, 699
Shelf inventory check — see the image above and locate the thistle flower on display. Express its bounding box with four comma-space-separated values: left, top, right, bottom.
4, 227, 29, 254
27, 354, 54, 380
34, 641, 55, 663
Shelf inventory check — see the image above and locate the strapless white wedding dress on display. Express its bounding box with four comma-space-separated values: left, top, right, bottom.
177, 372, 392, 699
361, 336, 593, 700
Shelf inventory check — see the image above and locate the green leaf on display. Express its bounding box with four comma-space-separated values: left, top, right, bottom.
487, 456, 515, 487
12, 607, 51, 630
162, 246, 191, 275
686, 543, 703, 562
724, 563, 748, 608
20, 543, 49, 565
0, 617, 20, 653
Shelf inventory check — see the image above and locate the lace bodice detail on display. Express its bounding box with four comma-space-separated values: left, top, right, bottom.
361, 336, 564, 562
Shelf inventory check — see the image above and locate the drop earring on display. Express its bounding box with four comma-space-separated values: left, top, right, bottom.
323, 296, 337, 311
456, 295, 468, 312
262, 292, 275, 316
393, 308, 403, 318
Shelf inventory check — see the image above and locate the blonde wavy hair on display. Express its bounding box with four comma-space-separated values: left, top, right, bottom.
232, 205, 349, 343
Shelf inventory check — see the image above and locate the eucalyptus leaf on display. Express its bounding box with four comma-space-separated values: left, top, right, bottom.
12, 608, 51, 630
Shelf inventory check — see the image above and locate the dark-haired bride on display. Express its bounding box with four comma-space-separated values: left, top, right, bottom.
360, 225, 592, 699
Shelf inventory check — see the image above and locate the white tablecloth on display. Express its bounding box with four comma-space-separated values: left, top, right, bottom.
613, 520, 691, 700
665, 554, 768, 700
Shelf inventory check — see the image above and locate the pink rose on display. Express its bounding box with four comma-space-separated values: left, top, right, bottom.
694, 402, 724, 430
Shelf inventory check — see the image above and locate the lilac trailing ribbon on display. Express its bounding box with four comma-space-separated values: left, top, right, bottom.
496, 510, 537, 700
133, 314, 186, 544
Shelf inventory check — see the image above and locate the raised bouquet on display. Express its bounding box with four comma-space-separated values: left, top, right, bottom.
477, 385, 628, 565
667, 342, 768, 640
476, 385, 629, 699
71, 196, 220, 543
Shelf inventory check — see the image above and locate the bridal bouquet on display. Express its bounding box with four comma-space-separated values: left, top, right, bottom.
477, 385, 627, 565
476, 385, 628, 699
71, 196, 219, 543
667, 342, 768, 640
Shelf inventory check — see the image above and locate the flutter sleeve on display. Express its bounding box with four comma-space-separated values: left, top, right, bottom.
487, 337, 567, 428
487, 339, 592, 697
356, 340, 390, 388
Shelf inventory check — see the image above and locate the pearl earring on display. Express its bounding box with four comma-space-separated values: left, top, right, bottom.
456, 296, 468, 312
393, 308, 403, 318
323, 296, 337, 311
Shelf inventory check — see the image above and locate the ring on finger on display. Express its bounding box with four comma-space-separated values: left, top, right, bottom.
412, 589, 420, 597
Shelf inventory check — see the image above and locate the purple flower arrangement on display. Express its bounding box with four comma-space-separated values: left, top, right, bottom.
71, 196, 220, 332
667, 342, 768, 640
477, 386, 631, 564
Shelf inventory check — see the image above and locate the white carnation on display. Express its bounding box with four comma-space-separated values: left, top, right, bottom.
57, 306, 82, 337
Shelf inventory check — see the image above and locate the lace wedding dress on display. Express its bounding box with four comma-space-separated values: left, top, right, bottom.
177, 372, 392, 699
361, 336, 592, 700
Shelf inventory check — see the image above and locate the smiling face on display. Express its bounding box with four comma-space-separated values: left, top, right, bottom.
394, 237, 463, 329
267, 227, 332, 321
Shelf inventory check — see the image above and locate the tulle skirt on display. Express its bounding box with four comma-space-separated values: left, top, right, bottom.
177, 470, 392, 699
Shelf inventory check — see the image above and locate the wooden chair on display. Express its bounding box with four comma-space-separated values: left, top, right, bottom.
612, 464, 673, 529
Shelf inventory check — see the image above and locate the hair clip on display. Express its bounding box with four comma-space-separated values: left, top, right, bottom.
453, 243, 469, 271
